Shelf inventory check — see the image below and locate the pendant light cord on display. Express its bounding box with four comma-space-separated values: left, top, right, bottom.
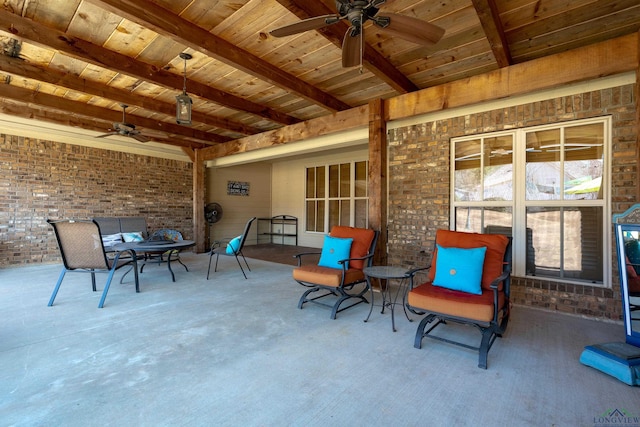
359, 26, 364, 74
182, 57, 188, 95
359, 12, 364, 74
179, 52, 192, 95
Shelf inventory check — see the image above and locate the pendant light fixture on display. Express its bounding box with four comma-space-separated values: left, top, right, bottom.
176, 52, 193, 125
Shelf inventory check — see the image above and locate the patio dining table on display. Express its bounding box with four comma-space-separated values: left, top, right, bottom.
113, 240, 195, 282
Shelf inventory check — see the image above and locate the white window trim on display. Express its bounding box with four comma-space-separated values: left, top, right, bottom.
450, 117, 612, 287
304, 160, 369, 233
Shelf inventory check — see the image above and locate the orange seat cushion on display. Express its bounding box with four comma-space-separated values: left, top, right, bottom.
407, 281, 505, 323
429, 230, 509, 291
330, 226, 376, 270
293, 265, 365, 288
626, 257, 640, 294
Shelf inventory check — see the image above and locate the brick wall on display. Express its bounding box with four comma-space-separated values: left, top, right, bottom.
0, 135, 193, 267
387, 84, 637, 321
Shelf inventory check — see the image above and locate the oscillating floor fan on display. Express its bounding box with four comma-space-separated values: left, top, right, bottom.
205, 202, 223, 248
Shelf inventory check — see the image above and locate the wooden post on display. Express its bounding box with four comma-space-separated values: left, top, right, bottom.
368, 98, 387, 265
193, 148, 206, 253
636, 31, 640, 201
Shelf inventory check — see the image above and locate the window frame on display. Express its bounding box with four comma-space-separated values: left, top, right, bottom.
450, 117, 611, 287
304, 160, 369, 234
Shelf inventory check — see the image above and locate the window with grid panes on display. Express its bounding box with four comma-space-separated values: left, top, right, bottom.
305, 161, 368, 233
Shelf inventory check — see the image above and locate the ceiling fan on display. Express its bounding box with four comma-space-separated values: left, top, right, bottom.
270, 0, 445, 69
95, 103, 150, 142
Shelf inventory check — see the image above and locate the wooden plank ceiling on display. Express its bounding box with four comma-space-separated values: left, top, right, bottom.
0, 0, 638, 151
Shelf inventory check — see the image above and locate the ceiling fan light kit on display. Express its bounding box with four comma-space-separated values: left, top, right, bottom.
270, 0, 445, 70
176, 52, 193, 126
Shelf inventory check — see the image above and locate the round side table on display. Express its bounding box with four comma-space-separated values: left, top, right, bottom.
363, 265, 412, 332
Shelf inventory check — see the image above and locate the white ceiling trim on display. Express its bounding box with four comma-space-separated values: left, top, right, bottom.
0, 113, 189, 161
206, 128, 369, 168
1, 73, 632, 166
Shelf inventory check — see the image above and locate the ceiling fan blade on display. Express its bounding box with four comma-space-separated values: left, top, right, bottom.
131, 133, 150, 143
342, 28, 362, 68
270, 14, 340, 38
375, 13, 445, 45
95, 132, 117, 138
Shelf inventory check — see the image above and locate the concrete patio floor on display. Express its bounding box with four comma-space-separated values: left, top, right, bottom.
1, 252, 639, 426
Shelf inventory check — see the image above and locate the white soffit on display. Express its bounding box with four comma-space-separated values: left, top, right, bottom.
206, 127, 368, 168
0, 113, 189, 161
1, 73, 633, 166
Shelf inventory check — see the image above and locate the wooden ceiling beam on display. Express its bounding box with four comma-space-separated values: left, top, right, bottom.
86, 0, 352, 113
0, 9, 298, 126
0, 55, 260, 137
0, 99, 206, 149
0, 84, 225, 145
204, 33, 638, 161
275, 0, 420, 94
201, 104, 370, 161
471, 0, 512, 67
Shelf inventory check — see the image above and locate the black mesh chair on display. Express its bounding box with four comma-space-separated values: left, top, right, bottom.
207, 217, 256, 279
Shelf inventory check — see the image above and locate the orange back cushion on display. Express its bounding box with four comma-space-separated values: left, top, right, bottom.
429, 229, 509, 291
330, 226, 376, 270
626, 256, 638, 278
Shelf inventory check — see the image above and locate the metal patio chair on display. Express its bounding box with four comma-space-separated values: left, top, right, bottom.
406, 229, 512, 369
47, 219, 140, 308
292, 226, 379, 319
207, 217, 256, 279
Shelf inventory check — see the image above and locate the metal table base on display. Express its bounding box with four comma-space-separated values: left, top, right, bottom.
363, 266, 412, 332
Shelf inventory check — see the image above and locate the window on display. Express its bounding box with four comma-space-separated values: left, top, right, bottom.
451, 118, 609, 285
305, 161, 368, 233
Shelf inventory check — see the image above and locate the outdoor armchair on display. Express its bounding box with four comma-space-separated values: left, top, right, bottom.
47, 219, 140, 308
406, 229, 512, 369
293, 226, 379, 319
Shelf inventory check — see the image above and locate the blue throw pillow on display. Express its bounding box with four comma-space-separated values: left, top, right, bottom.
226, 236, 242, 255
318, 235, 353, 269
433, 244, 487, 295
